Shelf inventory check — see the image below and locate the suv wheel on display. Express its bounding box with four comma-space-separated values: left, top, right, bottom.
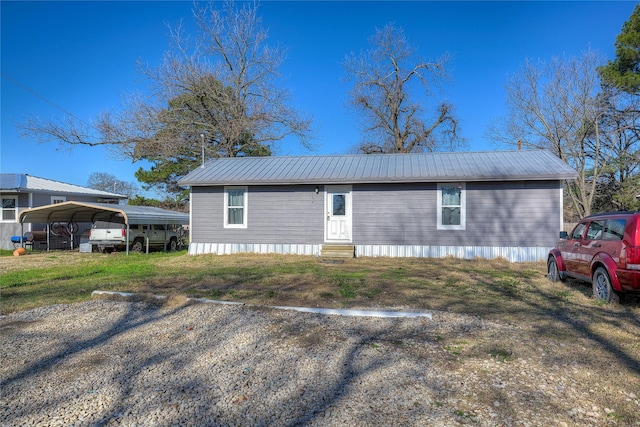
167, 238, 178, 252
592, 267, 619, 304
547, 258, 564, 282
130, 238, 144, 253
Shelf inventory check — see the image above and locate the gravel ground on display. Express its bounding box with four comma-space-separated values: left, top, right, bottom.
1, 298, 638, 426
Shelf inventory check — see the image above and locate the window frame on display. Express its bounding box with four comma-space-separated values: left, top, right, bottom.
437, 183, 466, 230
224, 186, 248, 229
51, 196, 66, 204
1, 196, 18, 222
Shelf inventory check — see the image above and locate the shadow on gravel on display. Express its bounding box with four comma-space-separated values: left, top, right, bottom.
1, 302, 190, 390
480, 276, 640, 375
0, 299, 197, 425
2, 284, 639, 425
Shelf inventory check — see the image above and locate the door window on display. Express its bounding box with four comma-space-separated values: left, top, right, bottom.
571, 222, 587, 240
332, 194, 346, 216
586, 220, 605, 240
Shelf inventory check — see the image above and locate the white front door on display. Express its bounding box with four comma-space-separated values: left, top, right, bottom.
325, 185, 352, 242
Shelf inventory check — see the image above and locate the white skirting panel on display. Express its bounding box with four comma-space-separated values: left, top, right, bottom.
189, 242, 551, 262
189, 242, 322, 257
356, 245, 551, 262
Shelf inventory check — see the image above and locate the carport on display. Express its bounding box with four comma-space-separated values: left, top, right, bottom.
19, 201, 189, 254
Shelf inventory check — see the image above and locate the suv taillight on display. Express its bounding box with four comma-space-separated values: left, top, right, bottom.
627, 246, 640, 271
122, 228, 126, 238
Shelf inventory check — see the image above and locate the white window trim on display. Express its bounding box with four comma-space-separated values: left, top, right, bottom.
51, 196, 66, 204
437, 182, 466, 230
1, 196, 18, 223
224, 186, 248, 229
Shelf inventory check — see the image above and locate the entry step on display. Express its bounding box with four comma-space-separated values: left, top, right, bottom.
321, 244, 355, 258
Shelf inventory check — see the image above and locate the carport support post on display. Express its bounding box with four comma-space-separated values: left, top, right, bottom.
163, 225, 167, 252
126, 223, 130, 255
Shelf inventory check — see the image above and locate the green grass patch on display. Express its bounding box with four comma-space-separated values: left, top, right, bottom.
336, 277, 360, 298
379, 267, 408, 281
489, 348, 515, 362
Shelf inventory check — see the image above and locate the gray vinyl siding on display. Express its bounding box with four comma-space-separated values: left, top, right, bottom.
191, 185, 324, 244
352, 183, 435, 245
191, 180, 562, 248
352, 181, 561, 247
30, 193, 106, 207
466, 181, 561, 246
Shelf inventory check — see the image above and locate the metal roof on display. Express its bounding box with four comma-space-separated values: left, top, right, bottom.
19, 201, 189, 225
179, 150, 578, 186
1, 173, 126, 198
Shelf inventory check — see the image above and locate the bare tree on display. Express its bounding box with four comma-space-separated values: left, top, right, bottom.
593, 86, 640, 211
488, 50, 607, 218
87, 172, 139, 198
343, 24, 463, 154
19, 1, 311, 194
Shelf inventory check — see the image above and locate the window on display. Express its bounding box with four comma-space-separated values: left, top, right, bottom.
571, 222, 587, 240
1, 196, 18, 222
437, 183, 466, 230
224, 186, 247, 228
51, 196, 66, 204
586, 220, 605, 240
332, 194, 346, 216
603, 219, 625, 240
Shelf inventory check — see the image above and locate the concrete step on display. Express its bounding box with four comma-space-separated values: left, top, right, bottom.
321, 244, 355, 258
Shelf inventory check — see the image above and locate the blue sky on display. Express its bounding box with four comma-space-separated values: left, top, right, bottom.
1, 1, 636, 193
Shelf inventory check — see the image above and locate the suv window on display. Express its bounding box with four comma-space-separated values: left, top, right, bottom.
93, 221, 124, 229
586, 220, 605, 240
603, 219, 625, 240
571, 222, 587, 240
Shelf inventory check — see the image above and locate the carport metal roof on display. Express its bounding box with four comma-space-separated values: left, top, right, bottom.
19, 201, 189, 225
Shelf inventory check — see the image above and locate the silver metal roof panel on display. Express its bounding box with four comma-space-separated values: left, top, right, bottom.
1, 173, 127, 198
179, 150, 577, 186
19, 201, 189, 225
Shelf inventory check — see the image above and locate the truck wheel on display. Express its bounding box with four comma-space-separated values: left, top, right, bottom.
131, 238, 144, 253
547, 258, 562, 282
592, 267, 620, 304
167, 238, 178, 252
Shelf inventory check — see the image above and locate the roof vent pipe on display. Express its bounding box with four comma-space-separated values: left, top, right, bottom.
201, 134, 205, 168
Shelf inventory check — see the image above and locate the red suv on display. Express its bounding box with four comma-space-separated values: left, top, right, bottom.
548, 211, 640, 303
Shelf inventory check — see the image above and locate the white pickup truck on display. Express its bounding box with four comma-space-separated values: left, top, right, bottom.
89, 221, 179, 253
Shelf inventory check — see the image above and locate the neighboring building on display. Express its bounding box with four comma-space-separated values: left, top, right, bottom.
179, 150, 578, 262
1, 174, 126, 250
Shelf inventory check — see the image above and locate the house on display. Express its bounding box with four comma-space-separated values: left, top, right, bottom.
178, 150, 578, 262
0, 174, 126, 250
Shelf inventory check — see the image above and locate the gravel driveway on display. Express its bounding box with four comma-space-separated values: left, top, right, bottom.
1, 298, 638, 426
